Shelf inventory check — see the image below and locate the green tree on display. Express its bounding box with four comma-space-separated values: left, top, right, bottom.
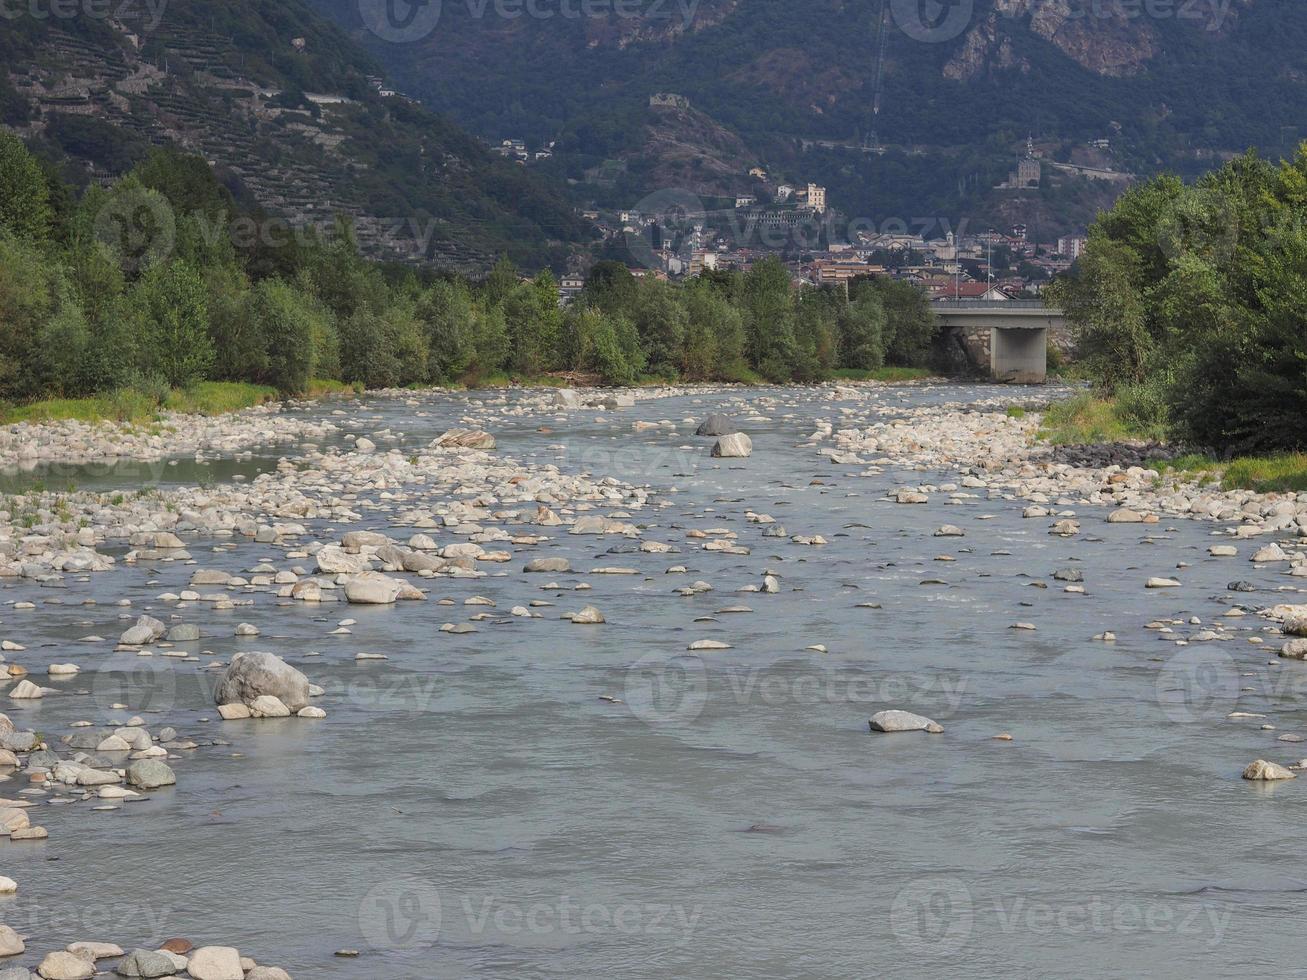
127, 261, 214, 388
0, 132, 51, 241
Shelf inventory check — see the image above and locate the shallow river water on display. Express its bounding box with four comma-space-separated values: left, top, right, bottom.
3, 384, 1306, 978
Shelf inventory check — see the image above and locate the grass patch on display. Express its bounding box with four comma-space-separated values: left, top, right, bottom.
1, 390, 158, 424
1005, 406, 1027, 419
1037, 393, 1167, 445
829, 366, 934, 382
162, 382, 278, 416
1223, 454, 1307, 492
0, 382, 277, 425
305, 378, 361, 397
1153, 451, 1307, 492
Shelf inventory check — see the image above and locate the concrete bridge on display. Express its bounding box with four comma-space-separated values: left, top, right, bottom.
931, 300, 1066, 384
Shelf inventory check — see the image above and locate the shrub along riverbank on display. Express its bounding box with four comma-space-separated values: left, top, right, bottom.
1036, 392, 1307, 493
0, 133, 943, 407
1046, 143, 1307, 457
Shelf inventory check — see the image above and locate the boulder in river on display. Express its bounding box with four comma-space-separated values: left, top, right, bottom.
868, 710, 943, 734
435, 429, 496, 450
215, 652, 311, 712
712, 433, 753, 458
126, 759, 176, 790
696, 414, 739, 437
344, 572, 403, 605
1242, 759, 1295, 781
119, 615, 166, 646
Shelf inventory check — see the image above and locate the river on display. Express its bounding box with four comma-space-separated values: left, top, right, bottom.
2, 383, 1303, 978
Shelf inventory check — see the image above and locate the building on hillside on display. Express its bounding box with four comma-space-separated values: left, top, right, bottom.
649, 93, 690, 109
813, 260, 883, 286
689, 251, 720, 277
775, 184, 794, 202
1057, 236, 1087, 259
735, 195, 756, 208
558, 276, 586, 305
806, 184, 827, 214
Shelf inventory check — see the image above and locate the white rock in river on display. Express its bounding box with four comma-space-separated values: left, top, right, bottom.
869, 710, 943, 734
215, 652, 311, 712
1252, 543, 1291, 563
1281, 639, 1307, 660
8, 679, 43, 699
187, 946, 245, 980
249, 695, 291, 718
0, 924, 23, 956
36, 950, 93, 979
344, 572, 403, 604
119, 614, 166, 645
711, 433, 753, 458
1242, 759, 1295, 781
0, 877, 14, 893
934, 525, 965, 537
354, 436, 376, 454
1147, 577, 1181, 588
570, 606, 605, 624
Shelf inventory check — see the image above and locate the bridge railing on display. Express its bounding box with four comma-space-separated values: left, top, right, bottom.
930, 299, 1054, 310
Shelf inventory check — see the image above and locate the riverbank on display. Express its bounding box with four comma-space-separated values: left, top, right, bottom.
1035, 391, 1307, 493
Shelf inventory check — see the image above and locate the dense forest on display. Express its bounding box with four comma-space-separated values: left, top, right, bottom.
0, 134, 939, 409
1048, 145, 1307, 455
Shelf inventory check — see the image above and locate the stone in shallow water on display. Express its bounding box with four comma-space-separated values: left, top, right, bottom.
115, 948, 175, 978
126, 759, 175, 790
695, 414, 738, 437
36, 950, 93, 979
868, 710, 943, 734
1242, 759, 1295, 781
187, 945, 244, 980
712, 433, 753, 459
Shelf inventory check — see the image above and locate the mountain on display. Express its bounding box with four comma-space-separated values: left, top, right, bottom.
0, 0, 593, 271
306, 0, 1307, 237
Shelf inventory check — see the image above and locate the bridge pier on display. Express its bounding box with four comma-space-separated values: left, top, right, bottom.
991, 325, 1048, 384
932, 300, 1063, 385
